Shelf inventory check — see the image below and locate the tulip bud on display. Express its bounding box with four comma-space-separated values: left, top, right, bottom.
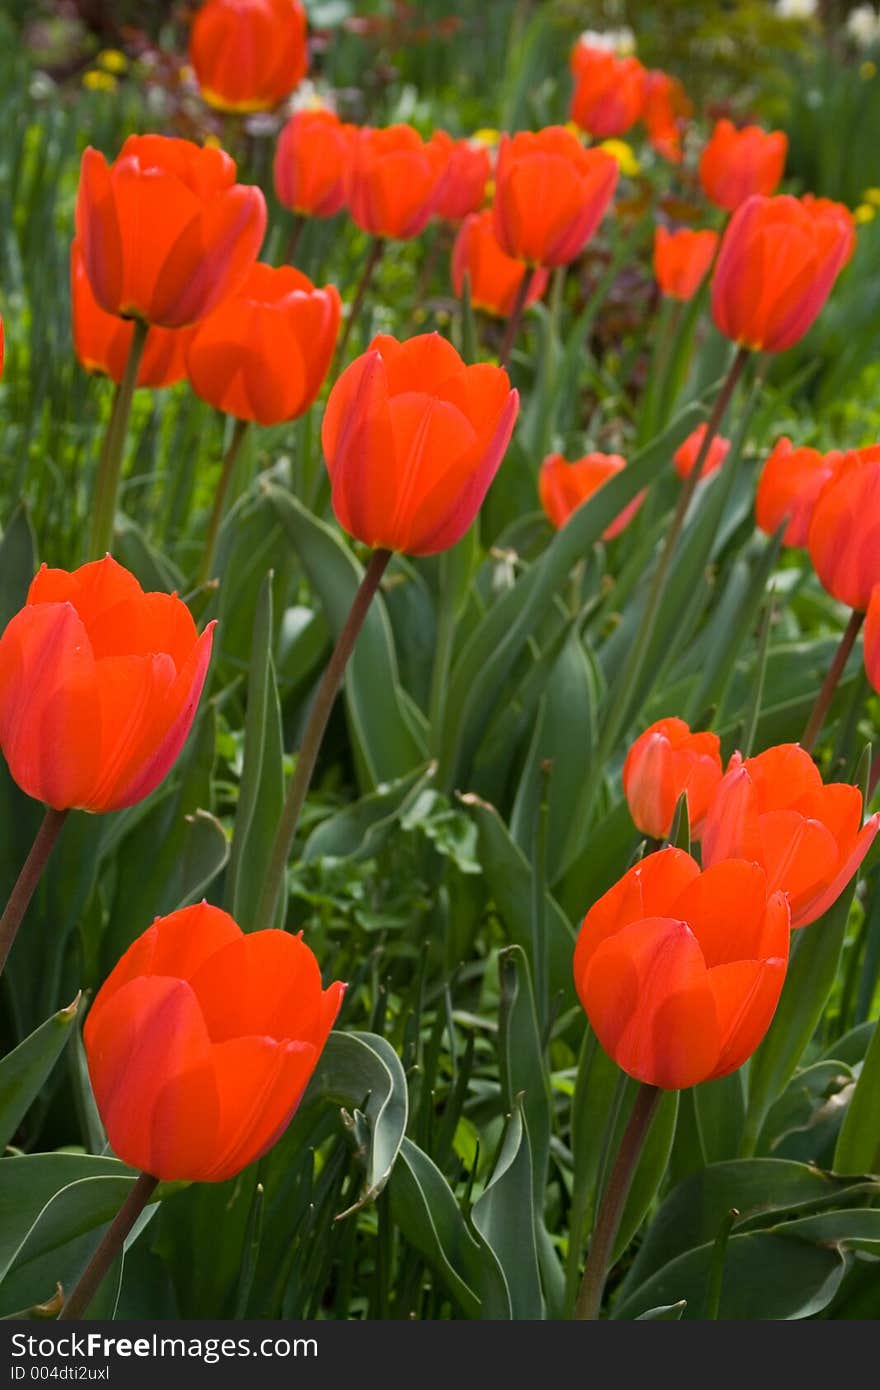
653, 226, 718, 301
539, 452, 643, 538
622, 717, 723, 840
755, 437, 843, 548
699, 119, 787, 211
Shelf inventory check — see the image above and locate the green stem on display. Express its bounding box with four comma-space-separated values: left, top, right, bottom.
704, 1207, 739, 1319
499, 265, 531, 371
284, 214, 305, 264
87, 318, 149, 560
802, 608, 864, 754
58, 1173, 158, 1320
334, 238, 383, 368
196, 418, 250, 589
574, 1083, 662, 1320
254, 548, 392, 931
0, 808, 69, 978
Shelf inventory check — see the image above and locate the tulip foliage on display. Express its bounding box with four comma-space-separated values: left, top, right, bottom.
0, 0, 879, 1330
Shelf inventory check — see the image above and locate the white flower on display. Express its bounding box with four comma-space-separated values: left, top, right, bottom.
577, 26, 636, 56
776, 0, 817, 17
847, 3, 880, 47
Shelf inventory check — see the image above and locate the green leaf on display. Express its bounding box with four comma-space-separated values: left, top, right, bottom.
614, 1090, 679, 1263
389, 1137, 483, 1318
471, 1100, 543, 1319
834, 1018, 880, 1175
636, 1300, 687, 1320
303, 764, 436, 862
0, 503, 36, 632
0, 996, 80, 1151
693, 1071, 746, 1165
498, 946, 551, 1195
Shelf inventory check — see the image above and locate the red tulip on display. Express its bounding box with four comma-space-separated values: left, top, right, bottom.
807, 446, 880, 610
431, 132, 491, 223
569, 41, 646, 138
711, 194, 854, 354
322, 333, 518, 555
346, 125, 446, 240
189, 0, 308, 113
451, 211, 548, 319
574, 848, 790, 1090
864, 584, 880, 695
539, 452, 643, 539
75, 135, 266, 329
0, 556, 214, 813
492, 127, 618, 269
755, 437, 842, 547
702, 743, 880, 928
185, 262, 340, 425
699, 119, 787, 211
653, 226, 718, 301
623, 718, 722, 841
84, 902, 344, 1182
643, 69, 690, 163
71, 240, 190, 389
273, 108, 353, 219
673, 423, 731, 481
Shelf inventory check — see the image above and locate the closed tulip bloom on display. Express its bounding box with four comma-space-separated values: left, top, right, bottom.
273, 108, 353, 219
189, 0, 308, 113
0, 556, 214, 813
346, 125, 446, 240
711, 194, 855, 354
807, 446, 880, 610
84, 902, 344, 1182
492, 127, 618, 268
699, 118, 787, 211
864, 584, 880, 695
186, 262, 340, 426
569, 42, 646, 138
673, 424, 731, 481
431, 132, 491, 223
756, 437, 842, 547
574, 848, 790, 1090
76, 135, 267, 329
451, 210, 548, 318
702, 744, 880, 929
539, 452, 643, 539
653, 226, 718, 300
71, 240, 189, 390
322, 332, 518, 556
643, 69, 690, 163
623, 718, 723, 840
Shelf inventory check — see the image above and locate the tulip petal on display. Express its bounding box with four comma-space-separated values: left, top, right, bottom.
755, 809, 840, 917
708, 952, 787, 1078
89, 902, 242, 1015
28, 554, 143, 616
75, 147, 125, 316
89, 652, 179, 811
189, 928, 331, 1044
150, 184, 267, 328
794, 812, 880, 928
201, 1036, 318, 1182
672, 858, 775, 966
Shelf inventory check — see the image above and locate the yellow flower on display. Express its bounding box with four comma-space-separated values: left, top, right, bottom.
203, 134, 222, 149
854, 203, 876, 224
864, 187, 880, 206
472, 127, 500, 147
97, 48, 128, 74
82, 70, 117, 93
860, 60, 877, 80
600, 139, 640, 176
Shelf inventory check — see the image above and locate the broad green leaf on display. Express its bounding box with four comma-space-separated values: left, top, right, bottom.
693, 1071, 746, 1165
303, 763, 436, 863
636, 1300, 687, 1320
613, 1090, 679, 1263
0, 503, 36, 631
0, 995, 80, 1151
389, 1137, 483, 1318
834, 1019, 880, 1175
498, 946, 551, 1195
781, 1208, 880, 1252
471, 1101, 543, 1320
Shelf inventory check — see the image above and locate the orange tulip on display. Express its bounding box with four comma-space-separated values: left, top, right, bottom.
807, 446, 880, 610
75, 135, 266, 329
539, 452, 643, 539
702, 743, 880, 929
623, 718, 722, 841
755, 437, 842, 547
492, 127, 618, 269
431, 132, 491, 223
273, 108, 353, 219
574, 848, 790, 1090
0, 556, 214, 814
653, 226, 718, 301
185, 263, 340, 426
699, 118, 787, 211
84, 902, 344, 1182
673, 423, 730, 481
322, 332, 518, 556
569, 41, 646, 138
346, 125, 446, 240
451, 211, 548, 318
643, 69, 690, 163
71, 240, 189, 390
711, 194, 854, 354
189, 0, 307, 113
864, 584, 880, 695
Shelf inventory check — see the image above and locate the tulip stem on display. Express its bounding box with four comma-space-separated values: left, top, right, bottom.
574, 1083, 662, 1320
499, 266, 531, 370
196, 418, 251, 589
335, 238, 383, 367
58, 1173, 158, 1321
87, 318, 149, 561
284, 214, 305, 264
256, 548, 392, 931
802, 608, 865, 754
0, 807, 69, 978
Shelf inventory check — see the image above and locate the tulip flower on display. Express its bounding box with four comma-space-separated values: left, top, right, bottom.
322, 332, 517, 556
699, 118, 787, 211
673, 423, 730, 481
76, 135, 267, 330
643, 70, 690, 163
539, 452, 643, 538
0, 555, 214, 814
574, 848, 790, 1090
431, 132, 491, 223
84, 902, 344, 1181
864, 584, 880, 695
702, 743, 880, 928
451, 210, 548, 318
623, 718, 723, 840
569, 41, 647, 138
711, 194, 855, 354
273, 107, 353, 221
755, 437, 842, 547
346, 125, 446, 241
807, 446, 880, 610
189, 0, 308, 113
653, 226, 718, 301
71, 240, 189, 390
186, 263, 340, 426
492, 127, 618, 269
